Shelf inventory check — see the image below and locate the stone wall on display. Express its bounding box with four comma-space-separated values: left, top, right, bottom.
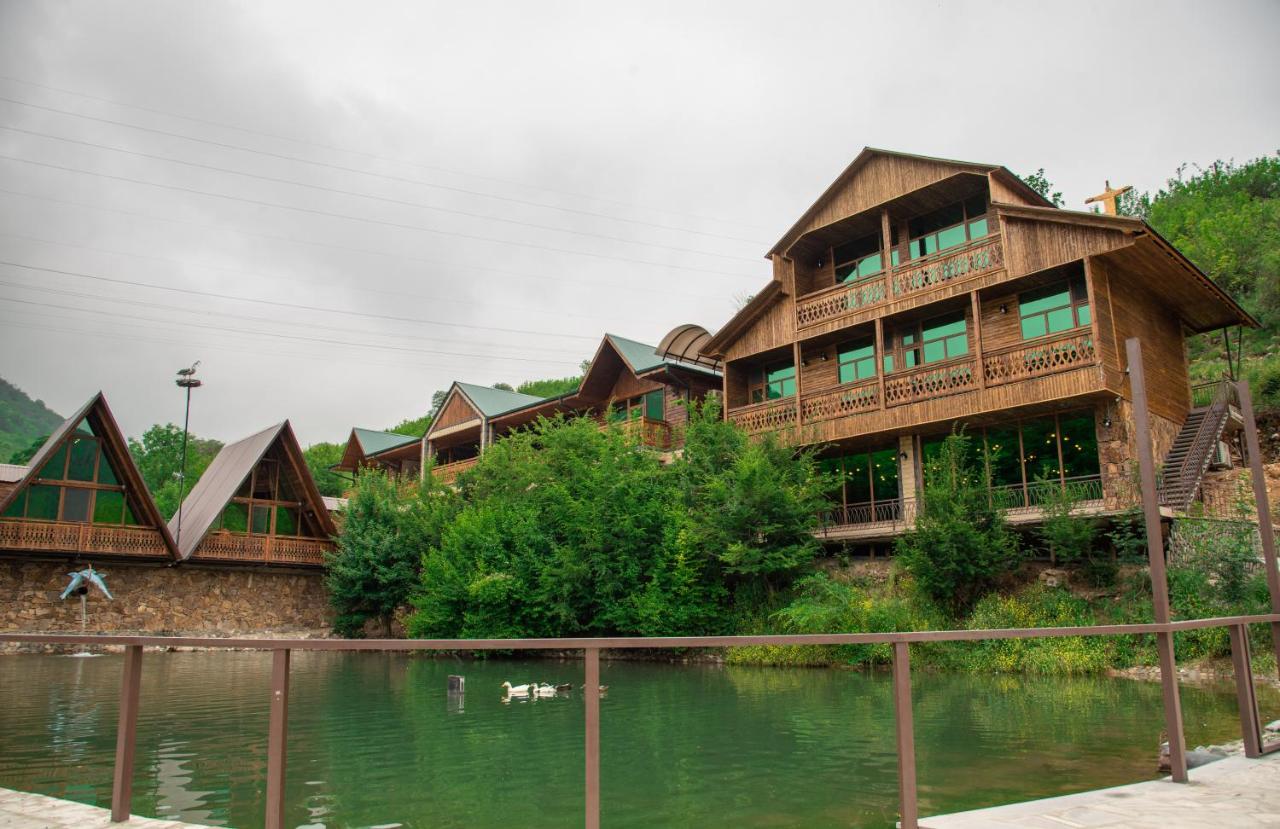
1097, 399, 1183, 510
0, 558, 333, 644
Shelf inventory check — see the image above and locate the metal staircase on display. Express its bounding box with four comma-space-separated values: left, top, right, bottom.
1159, 379, 1238, 511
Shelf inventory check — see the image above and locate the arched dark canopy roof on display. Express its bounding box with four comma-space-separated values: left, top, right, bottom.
656, 324, 722, 371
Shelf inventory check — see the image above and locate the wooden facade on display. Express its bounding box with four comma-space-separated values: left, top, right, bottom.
705, 148, 1256, 542
423, 332, 722, 483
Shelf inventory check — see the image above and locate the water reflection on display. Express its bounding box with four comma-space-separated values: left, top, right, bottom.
0, 652, 1269, 829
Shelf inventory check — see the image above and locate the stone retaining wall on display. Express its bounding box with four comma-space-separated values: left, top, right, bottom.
0, 558, 333, 646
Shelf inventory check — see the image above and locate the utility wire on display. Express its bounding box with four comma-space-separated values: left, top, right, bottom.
0, 74, 772, 233
0, 121, 760, 262
0, 153, 761, 279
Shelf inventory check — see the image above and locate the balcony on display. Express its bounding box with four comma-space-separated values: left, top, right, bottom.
794, 235, 1004, 330
801, 377, 879, 425
983, 332, 1096, 387
433, 456, 479, 485
816, 499, 916, 541
600, 416, 675, 450
883, 357, 977, 407
0, 519, 170, 558
726, 397, 797, 434
193, 532, 331, 566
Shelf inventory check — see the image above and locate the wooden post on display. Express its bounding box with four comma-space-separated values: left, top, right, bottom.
792, 341, 804, 427
1126, 337, 1188, 782
110, 644, 143, 823
265, 649, 291, 829
1229, 624, 1263, 757
874, 317, 886, 411
584, 647, 600, 829
970, 291, 985, 392
1237, 380, 1280, 677
892, 642, 918, 829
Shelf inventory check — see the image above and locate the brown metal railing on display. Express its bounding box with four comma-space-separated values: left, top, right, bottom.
1161, 379, 1237, 510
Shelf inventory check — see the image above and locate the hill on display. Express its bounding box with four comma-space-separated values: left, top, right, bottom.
0, 378, 64, 463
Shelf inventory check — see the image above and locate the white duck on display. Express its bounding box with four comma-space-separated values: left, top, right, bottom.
501, 682, 532, 698
533, 683, 558, 698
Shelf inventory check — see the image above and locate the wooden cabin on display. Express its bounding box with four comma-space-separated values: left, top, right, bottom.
169, 421, 335, 567
701, 148, 1257, 545
333, 427, 422, 480
0, 393, 177, 561
424, 331, 723, 483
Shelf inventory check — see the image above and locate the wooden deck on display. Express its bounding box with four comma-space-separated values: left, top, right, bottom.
0, 519, 170, 559
189, 532, 330, 566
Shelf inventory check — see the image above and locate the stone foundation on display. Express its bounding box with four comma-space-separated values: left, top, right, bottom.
1096, 399, 1183, 510
0, 558, 333, 647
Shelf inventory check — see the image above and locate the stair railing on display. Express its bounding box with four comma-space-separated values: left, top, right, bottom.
1162, 378, 1236, 509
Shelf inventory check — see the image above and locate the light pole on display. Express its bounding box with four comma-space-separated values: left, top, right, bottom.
174, 361, 202, 552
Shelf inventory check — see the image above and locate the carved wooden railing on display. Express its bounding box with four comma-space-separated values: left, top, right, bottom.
193, 532, 330, 566
883, 358, 977, 407
890, 236, 1003, 298
433, 457, 479, 485
795, 274, 888, 328
600, 417, 673, 450
982, 332, 1097, 387
0, 519, 169, 557
726, 397, 797, 434
801, 378, 879, 424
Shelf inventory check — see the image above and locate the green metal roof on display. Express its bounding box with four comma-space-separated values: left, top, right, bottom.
455, 382, 546, 417
605, 333, 721, 378
353, 427, 419, 455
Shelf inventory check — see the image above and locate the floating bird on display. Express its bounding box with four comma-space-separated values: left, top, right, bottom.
533, 684, 557, 698
60, 566, 113, 601
501, 682, 532, 698
554, 683, 573, 693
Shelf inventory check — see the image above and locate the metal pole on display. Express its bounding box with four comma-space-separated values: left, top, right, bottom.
584, 647, 600, 829
1126, 337, 1188, 782
111, 645, 143, 823
265, 649, 291, 829
1229, 624, 1262, 757
174, 382, 193, 551
892, 641, 918, 829
1237, 380, 1280, 677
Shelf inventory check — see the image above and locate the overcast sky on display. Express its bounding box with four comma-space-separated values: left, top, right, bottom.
0, 0, 1277, 446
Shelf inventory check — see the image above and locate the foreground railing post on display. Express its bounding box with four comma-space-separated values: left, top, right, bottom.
892, 642, 918, 829
1229, 624, 1263, 757
110, 644, 143, 823
584, 647, 600, 829
265, 649, 291, 829
1237, 380, 1280, 678
1127, 337, 1188, 782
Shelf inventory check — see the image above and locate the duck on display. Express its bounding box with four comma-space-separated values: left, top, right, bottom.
554, 683, 573, 693
534, 684, 558, 698
501, 682, 532, 698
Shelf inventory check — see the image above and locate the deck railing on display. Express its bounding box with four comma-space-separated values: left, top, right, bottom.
890, 235, 1003, 298
192, 533, 330, 566
982, 332, 1097, 387
432, 457, 479, 485
818, 497, 916, 530
3, 614, 1278, 829
726, 397, 797, 434
0, 519, 169, 558
800, 377, 879, 424
883, 357, 977, 407
795, 273, 889, 328
599, 416, 674, 450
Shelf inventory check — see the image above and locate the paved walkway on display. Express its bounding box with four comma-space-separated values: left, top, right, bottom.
0, 787, 214, 829
921, 751, 1280, 828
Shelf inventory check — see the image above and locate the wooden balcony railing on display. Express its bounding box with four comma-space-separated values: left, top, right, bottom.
193, 532, 330, 566
982, 332, 1097, 387
432, 457, 479, 485
883, 357, 977, 407
0, 518, 169, 558
890, 235, 1003, 298
726, 397, 797, 434
600, 416, 674, 450
801, 377, 879, 424
795, 273, 888, 328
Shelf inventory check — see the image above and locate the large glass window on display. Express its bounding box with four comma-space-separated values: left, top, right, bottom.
7, 419, 138, 526
824, 446, 901, 518
1019, 276, 1090, 340
215, 450, 323, 538
833, 234, 887, 283
749, 361, 796, 403
837, 339, 876, 384
1058, 412, 1101, 480
907, 194, 989, 259
921, 313, 969, 363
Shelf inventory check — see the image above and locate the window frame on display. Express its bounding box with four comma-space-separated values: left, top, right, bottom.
884, 310, 970, 373
747, 360, 797, 403
1017, 276, 1091, 341
836, 338, 877, 385
6, 425, 136, 527
906, 194, 990, 261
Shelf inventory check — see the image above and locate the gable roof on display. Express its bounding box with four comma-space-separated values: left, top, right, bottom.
0, 392, 178, 558
335, 427, 419, 472
602, 333, 721, 378
702, 279, 785, 358
168, 420, 336, 560
768, 147, 1052, 258
454, 381, 546, 417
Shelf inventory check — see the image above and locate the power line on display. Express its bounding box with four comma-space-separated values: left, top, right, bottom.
0, 186, 731, 302
0, 121, 760, 263
0, 259, 601, 341
0, 73, 772, 233
0, 94, 765, 245
0, 152, 761, 279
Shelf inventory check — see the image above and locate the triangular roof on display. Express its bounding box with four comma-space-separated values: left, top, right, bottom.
453, 382, 545, 417
334, 427, 419, 472
768, 147, 1052, 257
168, 420, 336, 560
0, 392, 178, 558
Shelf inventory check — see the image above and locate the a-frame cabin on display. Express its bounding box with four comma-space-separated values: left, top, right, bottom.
0, 392, 177, 561
332, 427, 422, 480
169, 421, 336, 567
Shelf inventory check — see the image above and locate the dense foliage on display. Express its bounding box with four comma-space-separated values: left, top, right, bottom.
0, 378, 63, 463
303, 441, 347, 497
127, 423, 223, 518
515, 375, 581, 398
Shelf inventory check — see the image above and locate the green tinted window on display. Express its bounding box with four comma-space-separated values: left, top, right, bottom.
93, 490, 125, 524
967, 217, 988, 238
66, 437, 98, 482
222, 502, 249, 532
984, 426, 1023, 489
97, 455, 119, 485
27, 485, 60, 519
920, 314, 968, 363
275, 506, 299, 536
844, 453, 872, 504
936, 223, 967, 251
644, 390, 664, 420
1019, 281, 1088, 340
1020, 418, 1059, 481
869, 447, 899, 502
124, 502, 140, 525
766, 363, 796, 399
61, 487, 90, 522
838, 340, 876, 384
1059, 412, 1100, 479
252, 505, 271, 534
1077, 304, 1091, 326
39, 445, 67, 481
75, 418, 95, 435
2, 491, 26, 518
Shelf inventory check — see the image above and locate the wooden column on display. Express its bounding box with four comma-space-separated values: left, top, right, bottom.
110, 644, 143, 823
1126, 337, 1188, 782
892, 642, 918, 829
970, 291, 986, 392
265, 649, 291, 829
1237, 379, 1280, 676
584, 648, 601, 829
874, 318, 886, 411
1229, 623, 1263, 757
792, 341, 804, 426
879, 208, 893, 270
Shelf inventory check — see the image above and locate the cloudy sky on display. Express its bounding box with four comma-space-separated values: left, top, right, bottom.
0, 0, 1276, 446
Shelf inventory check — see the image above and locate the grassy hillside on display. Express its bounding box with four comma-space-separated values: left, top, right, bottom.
0, 378, 64, 463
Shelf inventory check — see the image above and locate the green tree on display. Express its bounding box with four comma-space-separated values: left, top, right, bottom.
127, 423, 222, 517
516, 375, 581, 398
386, 414, 432, 437
8, 434, 48, 464
1037, 478, 1112, 585
303, 441, 347, 497
1019, 168, 1064, 207
896, 431, 1023, 611
327, 470, 457, 636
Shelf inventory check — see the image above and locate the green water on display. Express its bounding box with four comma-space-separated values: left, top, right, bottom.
0, 652, 1268, 828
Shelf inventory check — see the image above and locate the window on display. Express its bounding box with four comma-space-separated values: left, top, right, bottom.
217, 450, 322, 538
886, 312, 968, 372
837, 339, 877, 384
833, 234, 888, 283
644, 390, 664, 420
7, 419, 137, 526
1019, 276, 1091, 340
823, 446, 901, 519
609, 390, 665, 422
907, 194, 989, 260
748, 361, 796, 403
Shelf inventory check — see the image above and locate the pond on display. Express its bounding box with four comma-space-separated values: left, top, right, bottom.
0, 651, 1269, 828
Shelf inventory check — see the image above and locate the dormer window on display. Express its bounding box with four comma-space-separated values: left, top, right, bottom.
907, 194, 989, 259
